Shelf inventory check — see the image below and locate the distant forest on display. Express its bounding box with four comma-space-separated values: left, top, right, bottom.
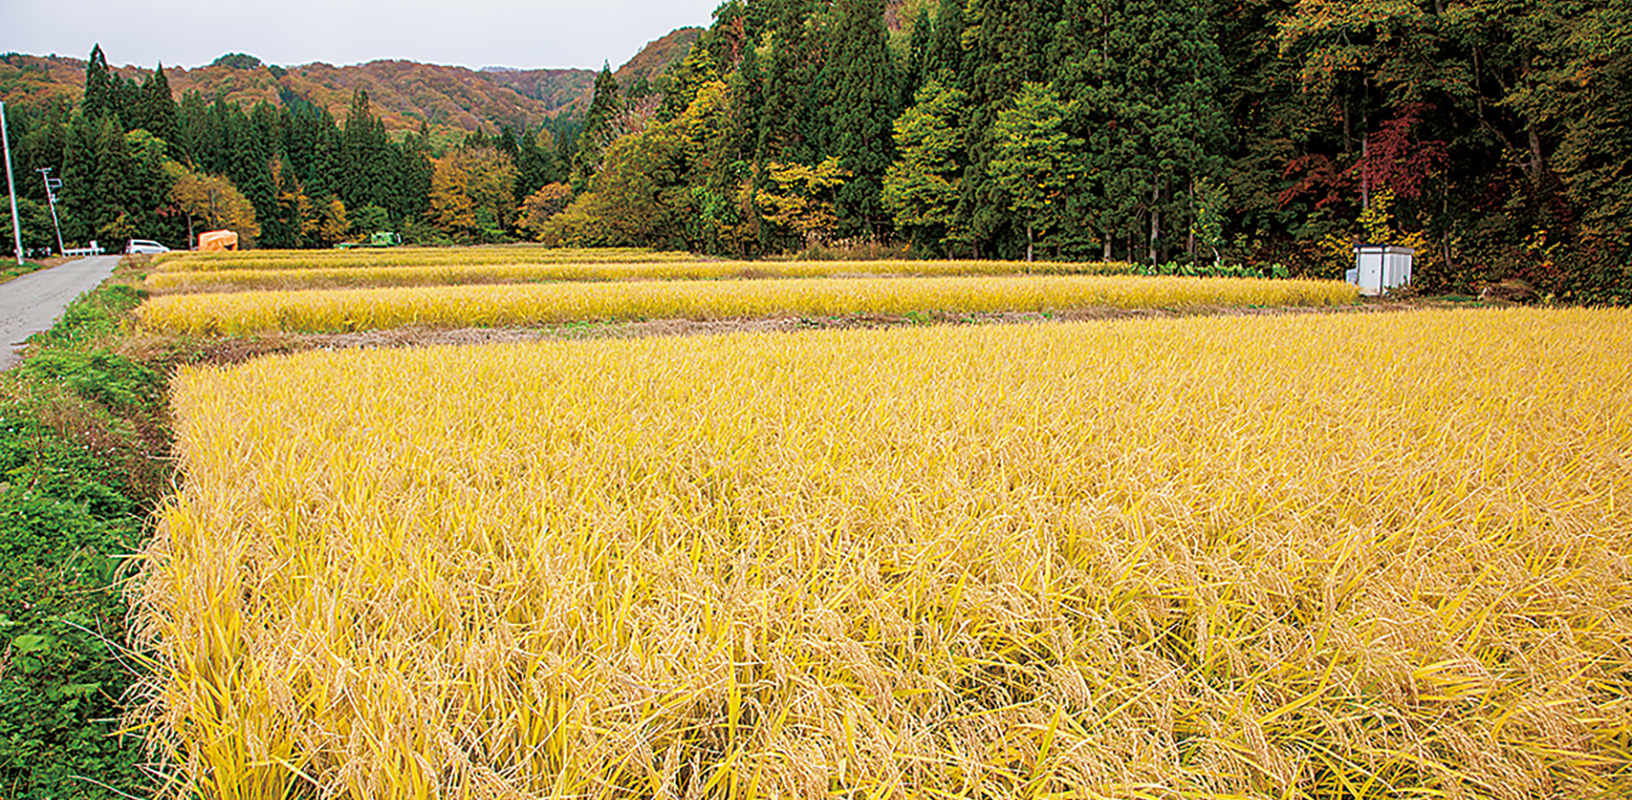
2, 0, 1628, 302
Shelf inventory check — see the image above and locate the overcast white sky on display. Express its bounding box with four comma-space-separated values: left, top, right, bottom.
1, 0, 723, 71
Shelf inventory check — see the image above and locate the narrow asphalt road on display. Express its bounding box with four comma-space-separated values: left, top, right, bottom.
0, 255, 119, 370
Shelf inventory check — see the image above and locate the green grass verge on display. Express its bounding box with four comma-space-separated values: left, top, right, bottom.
0, 260, 53, 285
0, 281, 170, 799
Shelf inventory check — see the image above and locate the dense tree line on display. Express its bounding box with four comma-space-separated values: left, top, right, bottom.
550, 0, 1630, 301
1, 44, 575, 252
4, 2, 1629, 302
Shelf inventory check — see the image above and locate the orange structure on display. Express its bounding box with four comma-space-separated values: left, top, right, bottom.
198, 230, 239, 252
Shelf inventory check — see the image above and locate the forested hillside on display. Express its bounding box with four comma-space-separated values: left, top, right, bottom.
544, 0, 1629, 301
0, 28, 704, 136
2, 1, 1628, 301
0, 44, 572, 252
484, 28, 706, 113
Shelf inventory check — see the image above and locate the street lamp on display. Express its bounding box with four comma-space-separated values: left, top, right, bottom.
37, 167, 65, 256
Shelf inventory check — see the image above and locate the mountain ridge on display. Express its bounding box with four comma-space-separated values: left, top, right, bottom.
0, 27, 703, 135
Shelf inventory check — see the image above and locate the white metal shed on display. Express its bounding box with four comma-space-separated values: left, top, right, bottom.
1347, 245, 1415, 296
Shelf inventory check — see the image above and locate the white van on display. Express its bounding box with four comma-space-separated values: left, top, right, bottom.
125, 239, 170, 255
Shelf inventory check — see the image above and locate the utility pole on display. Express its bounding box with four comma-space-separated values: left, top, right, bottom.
37, 167, 64, 256
1, 102, 21, 266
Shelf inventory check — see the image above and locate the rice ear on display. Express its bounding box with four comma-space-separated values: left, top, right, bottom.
133, 307, 1632, 797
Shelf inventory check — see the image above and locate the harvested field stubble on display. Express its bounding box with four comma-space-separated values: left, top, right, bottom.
136, 274, 1357, 334
143, 259, 1135, 294
137, 308, 1632, 798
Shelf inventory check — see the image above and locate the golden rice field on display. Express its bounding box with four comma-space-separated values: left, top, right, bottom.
136, 274, 1357, 334
143, 259, 1137, 295
150, 246, 698, 271
137, 308, 1632, 798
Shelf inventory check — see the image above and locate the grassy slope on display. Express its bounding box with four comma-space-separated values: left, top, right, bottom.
0, 280, 170, 798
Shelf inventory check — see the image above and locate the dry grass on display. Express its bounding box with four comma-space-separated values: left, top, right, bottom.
134, 307, 1632, 798
135, 275, 1358, 335
142, 260, 1136, 295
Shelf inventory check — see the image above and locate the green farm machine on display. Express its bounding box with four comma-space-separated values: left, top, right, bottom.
335, 232, 402, 249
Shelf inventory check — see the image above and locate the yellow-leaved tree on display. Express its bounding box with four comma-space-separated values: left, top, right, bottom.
269, 157, 319, 247
317, 198, 350, 247
756, 157, 850, 249
1316, 189, 1433, 279
429, 156, 477, 239
516, 183, 574, 241
541, 81, 735, 249
165, 161, 260, 247
430, 147, 518, 242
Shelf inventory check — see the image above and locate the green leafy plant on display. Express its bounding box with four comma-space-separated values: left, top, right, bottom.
0, 281, 169, 799
18, 350, 162, 413
1131, 261, 1291, 280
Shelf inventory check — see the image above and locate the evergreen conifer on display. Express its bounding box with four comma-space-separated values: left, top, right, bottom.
824, 0, 899, 238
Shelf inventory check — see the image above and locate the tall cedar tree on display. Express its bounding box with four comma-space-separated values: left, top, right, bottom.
926, 0, 966, 85
1055, 0, 1227, 261
237, 103, 282, 246
824, 0, 899, 238
340, 91, 394, 217
394, 127, 435, 223
755, 0, 824, 167
80, 44, 122, 124
1205, 0, 1311, 251
59, 116, 135, 243
130, 64, 181, 147
958, 0, 1062, 256
572, 65, 624, 193
905, 7, 936, 101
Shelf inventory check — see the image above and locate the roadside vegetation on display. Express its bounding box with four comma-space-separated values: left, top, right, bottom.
0, 257, 65, 284
0, 277, 169, 799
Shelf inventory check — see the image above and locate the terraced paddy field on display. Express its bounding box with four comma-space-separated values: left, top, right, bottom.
149, 246, 700, 271
136, 274, 1357, 335
141, 258, 1138, 295
136, 307, 1632, 798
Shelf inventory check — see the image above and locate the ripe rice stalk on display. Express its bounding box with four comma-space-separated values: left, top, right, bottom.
133, 307, 1632, 798
150, 246, 696, 272
143, 259, 1137, 295
135, 274, 1359, 335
